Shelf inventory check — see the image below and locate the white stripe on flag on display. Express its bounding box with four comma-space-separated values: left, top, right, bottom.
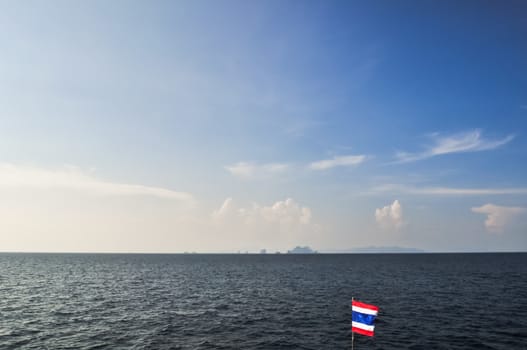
352, 305, 378, 316
352, 321, 375, 332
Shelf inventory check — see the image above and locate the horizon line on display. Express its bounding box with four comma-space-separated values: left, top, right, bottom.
1, 250, 526, 254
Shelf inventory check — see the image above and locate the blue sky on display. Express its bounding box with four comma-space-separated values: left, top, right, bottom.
0, 1, 526, 252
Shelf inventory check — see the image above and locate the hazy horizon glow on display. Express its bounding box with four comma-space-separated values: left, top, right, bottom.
0, 1, 526, 252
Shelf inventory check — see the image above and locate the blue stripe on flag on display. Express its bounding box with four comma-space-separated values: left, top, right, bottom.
352, 311, 376, 326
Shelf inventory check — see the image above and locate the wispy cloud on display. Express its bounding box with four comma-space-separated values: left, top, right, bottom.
370, 184, 527, 196
226, 154, 367, 179
309, 155, 366, 170
0, 163, 193, 200
224, 162, 289, 179
396, 130, 514, 163
471, 204, 526, 233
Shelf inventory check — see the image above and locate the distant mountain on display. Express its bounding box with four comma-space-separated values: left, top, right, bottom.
287, 246, 318, 254
322, 246, 426, 254
349, 246, 424, 253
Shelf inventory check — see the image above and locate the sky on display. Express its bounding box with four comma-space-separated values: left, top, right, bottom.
0, 0, 526, 253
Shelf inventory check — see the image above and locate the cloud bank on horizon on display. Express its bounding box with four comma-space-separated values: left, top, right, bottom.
0, 1, 526, 252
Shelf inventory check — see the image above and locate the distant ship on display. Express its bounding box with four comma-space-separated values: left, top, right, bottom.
287, 246, 317, 254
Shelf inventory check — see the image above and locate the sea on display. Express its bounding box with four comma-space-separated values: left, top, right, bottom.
0, 253, 526, 349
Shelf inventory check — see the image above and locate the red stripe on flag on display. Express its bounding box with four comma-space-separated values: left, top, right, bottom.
351, 300, 379, 311
352, 326, 374, 337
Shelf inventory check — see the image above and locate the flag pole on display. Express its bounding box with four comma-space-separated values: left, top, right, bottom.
351, 297, 354, 350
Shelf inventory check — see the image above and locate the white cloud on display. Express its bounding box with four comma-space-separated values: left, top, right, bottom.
224, 162, 289, 179
211, 197, 235, 220
261, 198, 312, 226
225, 154, 367, 178
396, 130, 514, 163
0, 163, 193, 200
370, 184, 527, 196
212, 197, 312, 231
471, 204, 526, 233
375, 200, 403, 229
208, 197, 320, 251
309, 155, 366, 170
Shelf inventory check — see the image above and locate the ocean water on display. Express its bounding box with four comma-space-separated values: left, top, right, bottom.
0, 253, 526, 349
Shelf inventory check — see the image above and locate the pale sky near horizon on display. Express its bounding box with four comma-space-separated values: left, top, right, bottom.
1, 1, 526, 252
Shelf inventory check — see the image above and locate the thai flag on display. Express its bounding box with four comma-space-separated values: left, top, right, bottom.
352, 300, 379, 337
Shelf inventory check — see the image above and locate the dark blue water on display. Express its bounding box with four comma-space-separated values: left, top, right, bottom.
0, 253, 526, 349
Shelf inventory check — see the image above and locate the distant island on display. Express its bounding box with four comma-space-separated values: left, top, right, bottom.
287, 246, 318, 254
318, 246, 424, 253
349, 246, 424, 253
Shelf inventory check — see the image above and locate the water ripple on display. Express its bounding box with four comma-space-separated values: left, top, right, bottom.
0, 253, 526, 349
